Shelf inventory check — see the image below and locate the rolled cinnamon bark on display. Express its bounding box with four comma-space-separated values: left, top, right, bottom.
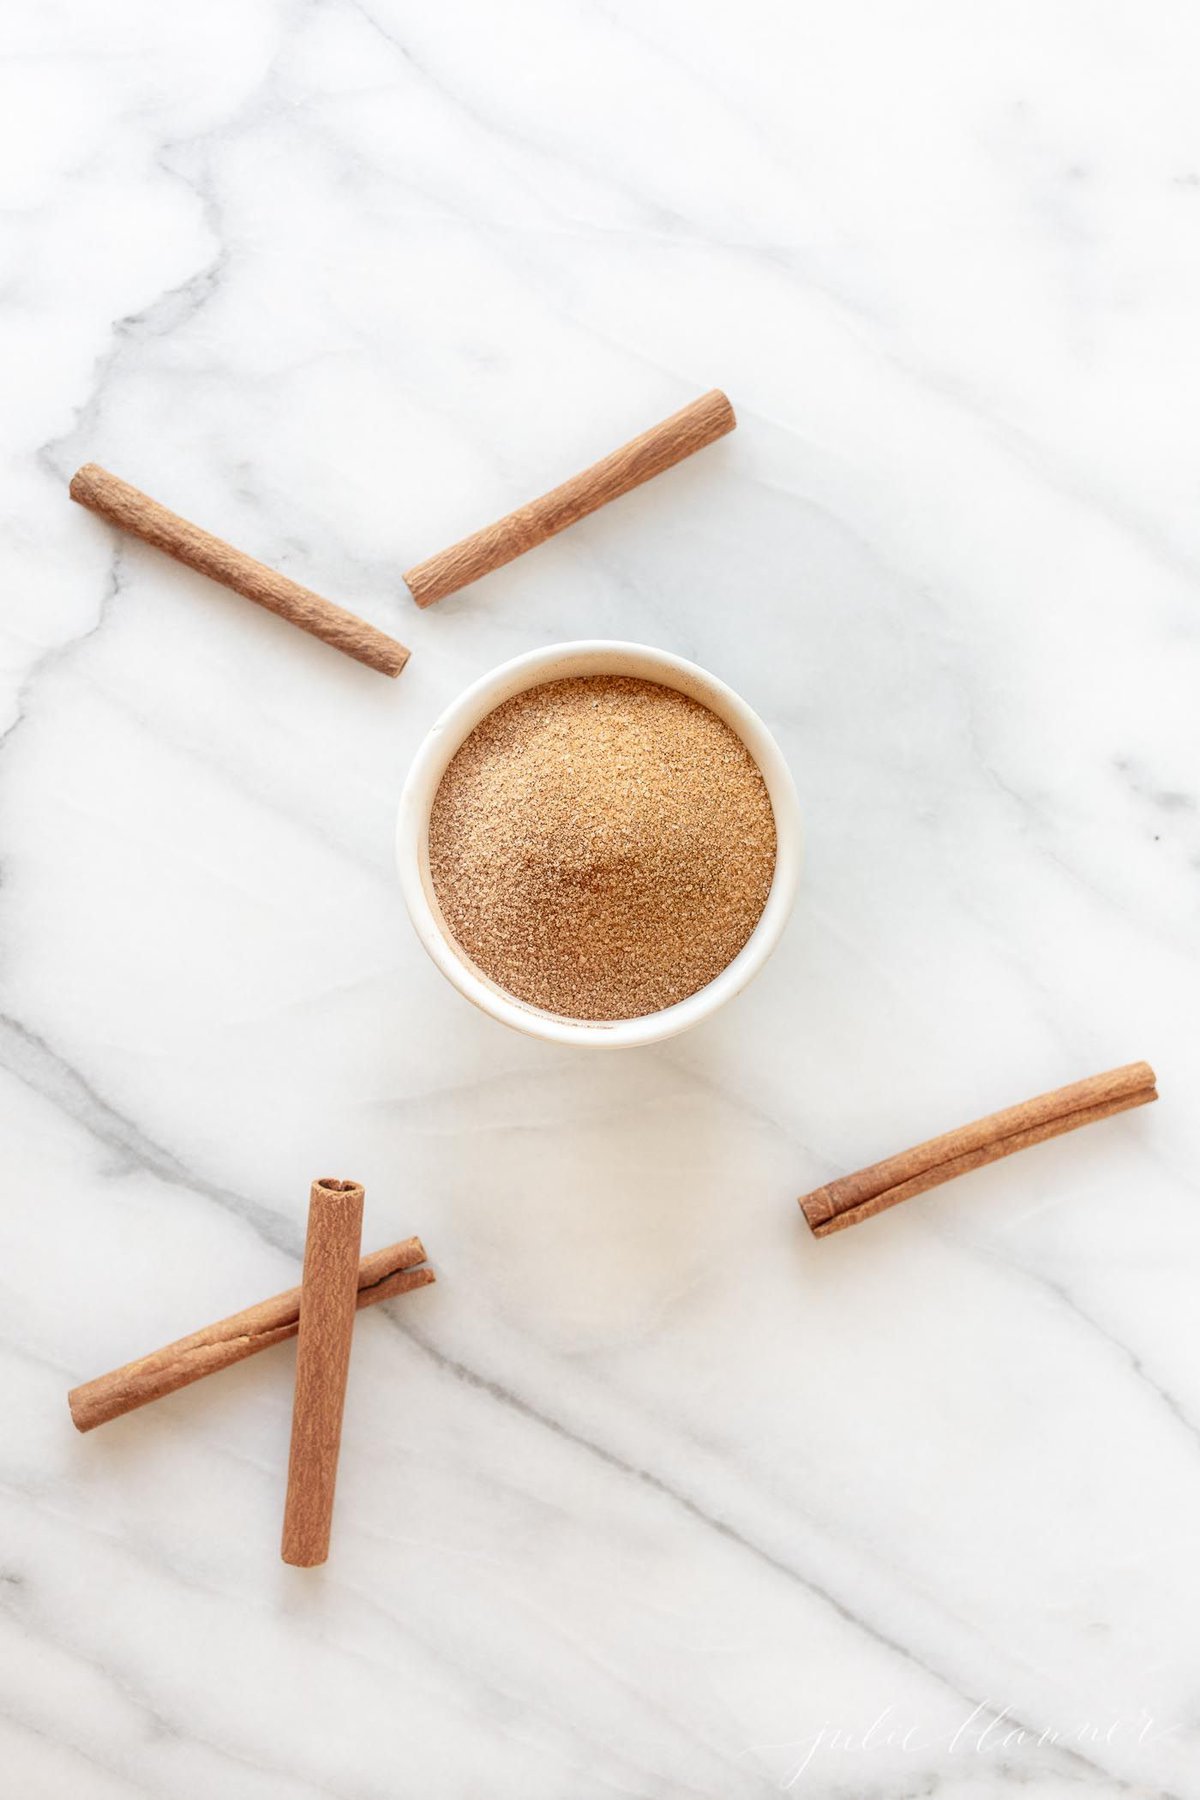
70, 465, 411, 677
281, 1179, 365, 1567
800, 1061, 1157, 1237
68, 1234, 432, 1433
403, 389, 736, 606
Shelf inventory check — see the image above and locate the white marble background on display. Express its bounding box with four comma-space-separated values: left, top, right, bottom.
3, 2, 1199, 1795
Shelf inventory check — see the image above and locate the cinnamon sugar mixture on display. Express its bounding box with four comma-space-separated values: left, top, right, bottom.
428, 675, 776, 1020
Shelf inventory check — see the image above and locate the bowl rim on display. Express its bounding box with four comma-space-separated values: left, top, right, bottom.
395, 639, 801, 1047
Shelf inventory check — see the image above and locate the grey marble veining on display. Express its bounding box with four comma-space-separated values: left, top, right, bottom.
2, 2, 1199, 1795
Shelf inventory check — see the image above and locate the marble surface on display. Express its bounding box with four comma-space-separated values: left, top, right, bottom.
3, 2, 1199, 1795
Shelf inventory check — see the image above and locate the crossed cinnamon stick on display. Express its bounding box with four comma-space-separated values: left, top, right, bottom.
69, 1182, 433, 1567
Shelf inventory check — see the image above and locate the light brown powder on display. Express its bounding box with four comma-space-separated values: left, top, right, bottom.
428, 675, 777, 1020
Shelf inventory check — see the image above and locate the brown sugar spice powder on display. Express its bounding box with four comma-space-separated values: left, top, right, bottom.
428, 675, 777, 1021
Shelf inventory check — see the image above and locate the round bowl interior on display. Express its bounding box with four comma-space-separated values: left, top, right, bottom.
396, 641, 801, 1047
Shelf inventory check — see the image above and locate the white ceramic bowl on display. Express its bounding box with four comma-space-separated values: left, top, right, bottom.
396, 641, 801, 1047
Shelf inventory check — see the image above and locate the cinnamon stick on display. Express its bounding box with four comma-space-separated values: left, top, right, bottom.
70, 465, 411, 677
68, 1234, 432, 1433
403, 389, 736, 607
800, 1061, 1157, 1238
281, 1179, 365, 1567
